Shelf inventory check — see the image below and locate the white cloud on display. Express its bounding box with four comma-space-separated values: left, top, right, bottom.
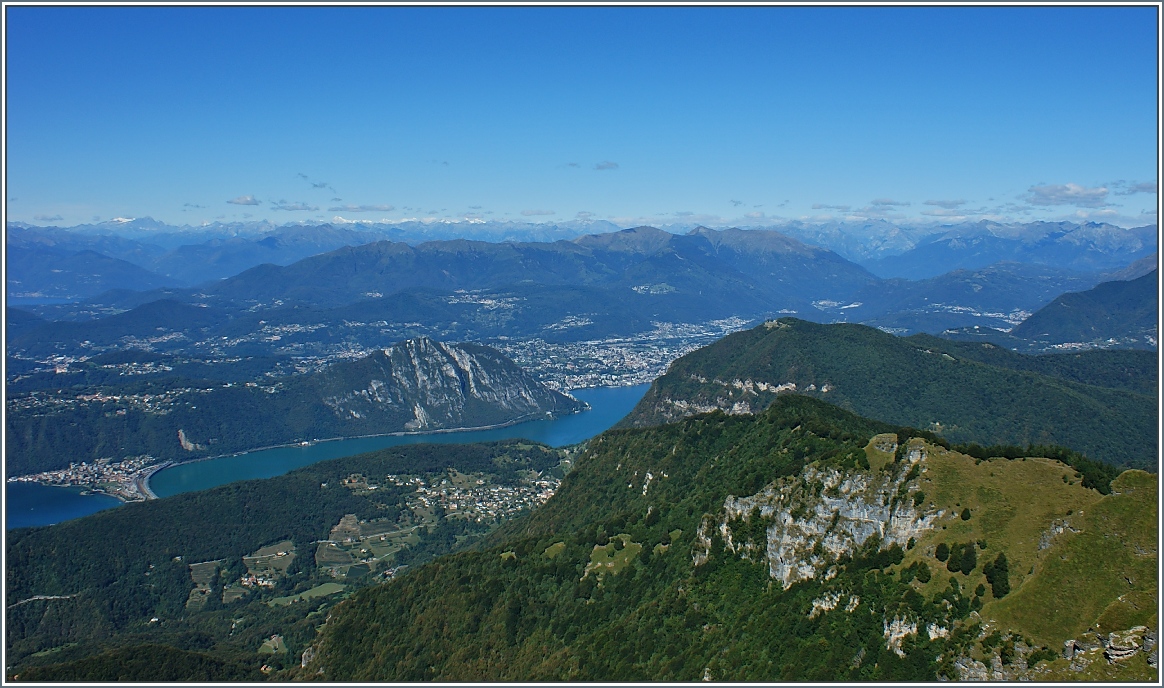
1072, 208, 1120, 219
521, 209, 555, 216
227, 195, 261, 206
594, 161, 619, 171
923, 199, 966, 209
870, 198, 910, 207
327, 204, 395, 212
1116, 181, 1158, 196
921, 208, 972, 218
1025, 183, 1109, 208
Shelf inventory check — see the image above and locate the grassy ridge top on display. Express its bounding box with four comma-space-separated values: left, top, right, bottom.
620, 318, 1156, 469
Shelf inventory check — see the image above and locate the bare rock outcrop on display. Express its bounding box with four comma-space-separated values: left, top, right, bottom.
694, 439, 939, 589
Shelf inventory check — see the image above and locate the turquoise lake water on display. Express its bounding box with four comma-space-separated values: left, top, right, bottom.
5, 483, 124, 530
6, 384, 649, 529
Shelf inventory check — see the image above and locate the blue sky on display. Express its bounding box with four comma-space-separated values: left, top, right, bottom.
5, 5, 1159, 229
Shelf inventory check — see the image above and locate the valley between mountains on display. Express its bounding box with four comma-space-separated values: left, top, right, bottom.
4, 221, 1158, 682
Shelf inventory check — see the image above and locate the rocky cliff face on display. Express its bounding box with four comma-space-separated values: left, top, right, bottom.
695, 442, 939, 589
315, 337, 584, 431
638, 374, 801, 426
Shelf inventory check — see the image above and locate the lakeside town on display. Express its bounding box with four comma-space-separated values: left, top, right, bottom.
7, 455, 169, 502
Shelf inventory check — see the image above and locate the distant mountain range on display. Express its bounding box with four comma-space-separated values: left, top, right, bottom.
8, 216, 624, 247
8, 217, 1155, 300
6, 218, 626, 298
6, 244, 179, 301
619, 318, 1156, 469
6, 226, 884, 359
769, 219, 1157, 277
198, 226, 875, 310
6, 222, 1157, 369
6, 222, 385, 298
5, 337, 583, 475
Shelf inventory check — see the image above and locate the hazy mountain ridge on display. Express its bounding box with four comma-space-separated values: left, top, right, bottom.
5, 218, 627, 293
197, 226, 874, 310
15, 216, 622, 244
6, 245, 179, 301
862, 223, 1157, 279
8, 218, 1153, 306
942, 269, 1159, 353
6, 223, 386, 292
1010, 270, 1158, 348
768, 220, 1158, 277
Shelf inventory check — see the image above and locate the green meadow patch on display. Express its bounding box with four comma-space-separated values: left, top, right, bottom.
864, 433, 896, 472
985, 469, 1158, 647
267, 583, 345, 607
584, 534, 642, 578
258, 635, 287, 655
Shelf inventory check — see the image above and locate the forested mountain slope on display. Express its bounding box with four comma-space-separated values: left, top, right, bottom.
903, 335, 1157, 396
619, 319, 1155, 469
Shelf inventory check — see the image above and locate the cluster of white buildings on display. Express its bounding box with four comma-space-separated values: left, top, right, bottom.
8, 454, 159, 501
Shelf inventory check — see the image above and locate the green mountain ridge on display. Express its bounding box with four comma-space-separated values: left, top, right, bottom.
299, 396, 1156, 681
619, 318, 1156, 469
904, 334, 1157, 396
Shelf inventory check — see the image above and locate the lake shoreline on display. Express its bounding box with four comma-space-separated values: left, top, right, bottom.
144, 404, 592, 495
7, 385, 648, 529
